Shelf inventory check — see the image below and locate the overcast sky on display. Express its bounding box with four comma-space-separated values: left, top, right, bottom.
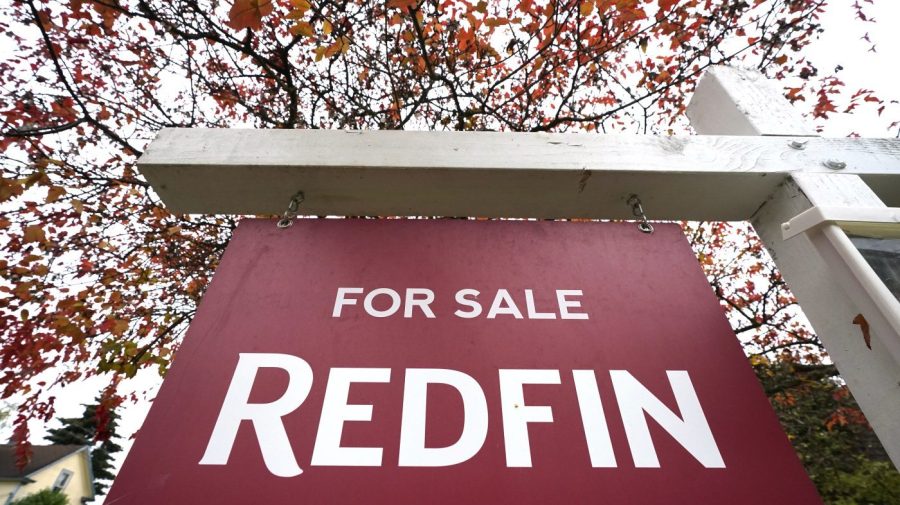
803, 1, 900, 137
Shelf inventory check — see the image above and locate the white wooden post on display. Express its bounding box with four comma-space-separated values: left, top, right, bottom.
688, 66, 900, 465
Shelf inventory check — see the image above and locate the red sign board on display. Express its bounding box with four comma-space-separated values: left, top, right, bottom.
106, 219, 821, 504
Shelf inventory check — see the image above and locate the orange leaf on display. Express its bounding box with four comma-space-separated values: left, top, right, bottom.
324, 41, 341, 58
580, 0, 594, 16
228, 0, 273, 32
387, 0, 417, 10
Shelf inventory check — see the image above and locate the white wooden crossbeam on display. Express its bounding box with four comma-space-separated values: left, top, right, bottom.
138, 129, 900, 218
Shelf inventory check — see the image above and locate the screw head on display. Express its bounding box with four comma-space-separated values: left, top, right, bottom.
788, 140, 808, 150
824, 159, 847, 170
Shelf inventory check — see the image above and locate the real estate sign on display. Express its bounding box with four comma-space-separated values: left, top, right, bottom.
106, 219, 821, 504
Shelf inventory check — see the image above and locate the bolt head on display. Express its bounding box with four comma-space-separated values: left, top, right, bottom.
824, 159, 847, 170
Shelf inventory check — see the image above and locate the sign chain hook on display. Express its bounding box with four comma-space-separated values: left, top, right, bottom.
276, 191, 305, 229
627, 194, 654, 234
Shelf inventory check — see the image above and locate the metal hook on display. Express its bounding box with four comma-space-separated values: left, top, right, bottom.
276, 191, 305, 229
627, 194, 654, 234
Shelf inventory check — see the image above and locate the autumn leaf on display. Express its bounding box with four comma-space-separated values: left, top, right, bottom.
23, 225, 46, 244
658, 0, 678, 11
0, 176, 24, 202
46, 186, 66, 203
290, 21, 314, 37
852, 313, 872, 349
580, 1, 594, 16
784, 87, 804, 103
289, 0, 311, 12
386, 0, 417, 10
113, 319, 129, 337
339, 36, 352, 54
228, 0, 273, 31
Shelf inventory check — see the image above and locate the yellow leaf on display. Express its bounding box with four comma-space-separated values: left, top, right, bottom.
24, 225, 46, 244
290, 21, 314, 37
0, 176, 24, 202
323, 20, 332, 35
290, 0, 310, 11
748, 355, 769, 366
314, 46, 326, 61
580, 0, 594, 16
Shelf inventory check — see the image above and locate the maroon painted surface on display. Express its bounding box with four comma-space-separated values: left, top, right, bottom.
105, 219, 821, 504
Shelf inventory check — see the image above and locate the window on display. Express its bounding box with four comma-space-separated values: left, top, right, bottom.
52, 469, 73, 492
849, 235, 900, 302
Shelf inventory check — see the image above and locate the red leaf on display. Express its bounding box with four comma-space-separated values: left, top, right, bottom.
228, 0, 273, 31
658, 0, 678, 11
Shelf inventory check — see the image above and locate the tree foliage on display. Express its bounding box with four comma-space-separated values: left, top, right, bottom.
10, 489, 68, 505
753, 359, 900, 504
44, 397, 123, 496
0, 0, 896, 496
0, 402, 12, 436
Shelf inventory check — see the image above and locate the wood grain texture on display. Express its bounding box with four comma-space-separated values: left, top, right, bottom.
687, 66, 817, 136
137, 128, 900, 217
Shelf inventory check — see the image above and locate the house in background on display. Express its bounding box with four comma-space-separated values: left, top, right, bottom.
0, 445, 94, 504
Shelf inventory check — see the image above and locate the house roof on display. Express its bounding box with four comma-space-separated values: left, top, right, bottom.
0, 444, 87, 480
